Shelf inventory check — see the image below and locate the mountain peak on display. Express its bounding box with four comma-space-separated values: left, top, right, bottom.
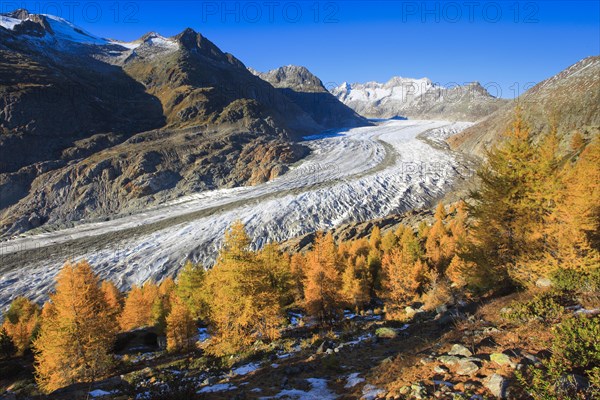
255, 65, 327, 93
5, 8, 30, 20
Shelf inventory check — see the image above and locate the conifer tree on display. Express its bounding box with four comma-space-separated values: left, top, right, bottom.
152, 278, 175, 335
175, 261, 208, 320
400, 227, 421, 263
256, 243, 293, 305
166, 296, 196, 352
369, 226, 382, 251
119, 282, 158, 331
2, 296, 40, 355
381, 250, 427, 317
381, 230, 398, 254
340, 257, 370, 311
570, 131, 585, 151
33, 261, 116, 393
205, 221, 285, 355
425, 203, 450, 271
367, 248, 382, 295
100, 280, 123, 319
468, 109, 539, 287
289, 253, 306, 303
551, 136, 600, 270
303, 232, 343, 325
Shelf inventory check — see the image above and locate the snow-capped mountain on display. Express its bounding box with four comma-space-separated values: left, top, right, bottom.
251, 65, 370, 128
331, 77, 507, 121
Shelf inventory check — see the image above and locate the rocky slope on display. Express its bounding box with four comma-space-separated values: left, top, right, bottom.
331, 77, 507, 121
251, 65, 370, 129
448, 56, 600, 157
0, 10, 367, 236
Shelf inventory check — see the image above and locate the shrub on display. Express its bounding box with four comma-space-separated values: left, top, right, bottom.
551, 268, 600, 293
516, 315, 600, 399
502, 292, 565, 324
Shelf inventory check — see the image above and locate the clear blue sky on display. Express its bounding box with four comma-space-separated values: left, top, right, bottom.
3, 1, 599, 98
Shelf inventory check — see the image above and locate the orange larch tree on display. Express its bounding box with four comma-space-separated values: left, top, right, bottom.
33, 260, 116, 393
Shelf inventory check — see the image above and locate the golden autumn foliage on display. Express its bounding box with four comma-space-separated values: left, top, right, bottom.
33, 261, 116, 393
303, 232, 343, 325
166, 295, 196, 353
381, 249, 428, 318
2, 296, 40, 356
204, 221, 286, 356
340, 256, 370, 311
118, 281, 159, 331
175, 260, 208, 320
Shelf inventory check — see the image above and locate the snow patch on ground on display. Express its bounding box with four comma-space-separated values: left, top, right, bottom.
197, 383, 237, 393
232, 362, 261, 376
262, 378, 337, 399
361, 384, 385, 399
89, 389, 119, 398
345, 372, 365, 388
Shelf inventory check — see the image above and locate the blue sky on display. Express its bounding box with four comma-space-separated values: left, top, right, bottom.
2, 1, 599, 98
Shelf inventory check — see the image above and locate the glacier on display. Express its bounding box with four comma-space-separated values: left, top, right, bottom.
0, 119, 473, 309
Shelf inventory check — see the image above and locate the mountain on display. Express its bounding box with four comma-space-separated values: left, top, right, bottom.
0, 10, 366, 236
448, 56, 600, 157
331, 77, 507, 121
250, 65, 370, 129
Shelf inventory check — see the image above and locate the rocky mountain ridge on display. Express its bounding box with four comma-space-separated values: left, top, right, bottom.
0, 9, 367, 236
447, 56, 600, 157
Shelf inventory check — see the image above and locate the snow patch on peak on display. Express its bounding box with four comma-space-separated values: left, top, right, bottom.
40, 14, 108, 45
0, 15, 24, 30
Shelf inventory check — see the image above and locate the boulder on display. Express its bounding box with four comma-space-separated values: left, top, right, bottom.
490, 353, 511, 366
448, 344, 473, 357
485, 373, 508, 398
456, 360, 479, 375
437, 355, 460, 366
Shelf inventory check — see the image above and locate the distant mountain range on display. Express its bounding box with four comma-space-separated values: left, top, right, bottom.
331, 77, 508, 121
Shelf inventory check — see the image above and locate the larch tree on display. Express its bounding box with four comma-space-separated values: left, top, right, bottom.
425, 203, 450, 271
100, 280, 123, 319
175, 260, 208, 320
340, 257, 370, 311
166, 295, 197, 353
381, 250, 427, 318
551, 136, 600, 271
33, 260, 116, 394
289, 252, 306, 303
153, 278, 176, 335
570, 131, 585, 151
303, 232, 343, 325
468, 109, 539, 287
119, 282, 158, 331
256, 243, 293, 305
205, 221, 285, 356
2, 296, 40, 356
369, 226, 382, 251
381, 230, 398, 254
